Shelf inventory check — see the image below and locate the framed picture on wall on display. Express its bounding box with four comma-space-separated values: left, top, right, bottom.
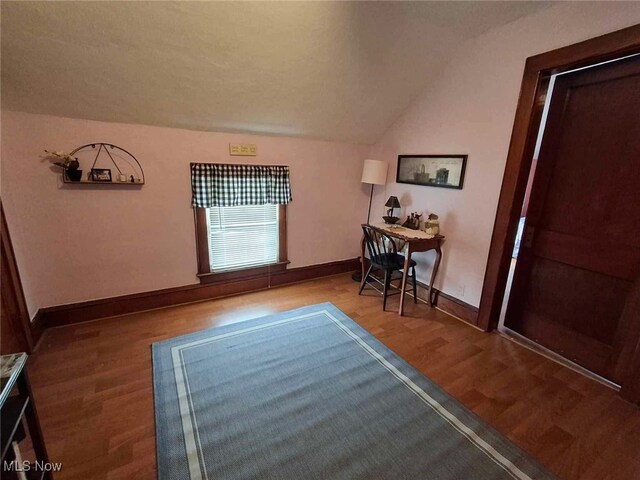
396, 155, 467, 189
90, 168, 112, 182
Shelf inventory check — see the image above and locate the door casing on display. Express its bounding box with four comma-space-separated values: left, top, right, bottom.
477, 25, 640, 403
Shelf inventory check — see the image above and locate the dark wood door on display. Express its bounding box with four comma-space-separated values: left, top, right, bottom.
504, 55, 640, 384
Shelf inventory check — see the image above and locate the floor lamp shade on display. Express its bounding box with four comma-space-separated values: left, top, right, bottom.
361, 159, 387, 185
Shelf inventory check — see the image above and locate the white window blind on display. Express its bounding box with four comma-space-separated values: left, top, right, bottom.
207, 204, 279, 272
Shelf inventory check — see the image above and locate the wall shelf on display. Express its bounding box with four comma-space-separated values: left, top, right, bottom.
62, 176, 145, 185
61, 143, 145, 186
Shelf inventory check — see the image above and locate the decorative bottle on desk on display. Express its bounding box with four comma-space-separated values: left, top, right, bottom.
424, 213, 440, 236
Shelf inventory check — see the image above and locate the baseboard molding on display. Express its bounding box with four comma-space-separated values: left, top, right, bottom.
37, 257, 478, 330
38, 258, 360, 329
30, 310, 46, 349
359, 267, 479, 327
434, 290, 479, 326
360, 258, 478, 327
414, 281, 479, 327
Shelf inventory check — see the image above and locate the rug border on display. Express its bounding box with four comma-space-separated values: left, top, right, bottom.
152, 302, 557, 480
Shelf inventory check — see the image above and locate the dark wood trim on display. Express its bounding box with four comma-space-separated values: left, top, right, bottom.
30, 310, 46, 350
38, 258, 360, 328
617, 276, 640, 405
278, 204, 287, 263
621, 342, 640, 405
271, 258, 360, 287
477, 25, 640, 333
527, 24, 640, 74
1, 202, 41, 352
198, 261, 289, 285
432, 290, 479, 326
361, 261, 477, 326
413, 281, 478, 326
194, 207, 210, 274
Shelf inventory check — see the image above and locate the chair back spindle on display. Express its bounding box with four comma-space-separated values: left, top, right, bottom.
362, 225, 398, 268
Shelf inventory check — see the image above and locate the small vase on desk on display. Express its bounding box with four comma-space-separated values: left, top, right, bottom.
424, 214, 440, 236
425, 222, 439, 236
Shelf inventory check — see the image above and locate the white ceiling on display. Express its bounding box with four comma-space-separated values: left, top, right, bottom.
1, 1, 552, 144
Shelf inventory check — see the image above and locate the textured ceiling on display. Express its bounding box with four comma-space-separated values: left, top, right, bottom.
1, 1, 552, 144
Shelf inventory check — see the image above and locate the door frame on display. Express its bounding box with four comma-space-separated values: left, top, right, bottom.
477, 25, 640, 402
1, 202, 43, 353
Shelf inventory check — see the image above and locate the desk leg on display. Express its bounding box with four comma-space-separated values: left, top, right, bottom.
399, 245, 412, 316
428, 246, 442, 307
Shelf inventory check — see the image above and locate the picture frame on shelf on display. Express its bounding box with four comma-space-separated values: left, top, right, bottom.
396, 155, 467, 189
90, 168, 112, 182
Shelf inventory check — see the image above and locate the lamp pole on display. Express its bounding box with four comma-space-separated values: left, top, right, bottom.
367, 183, 374, 224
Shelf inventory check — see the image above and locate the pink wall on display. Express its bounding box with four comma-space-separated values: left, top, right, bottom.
369, 2, 640, 307
1, 111, 371, 317
4, 2, 640, 317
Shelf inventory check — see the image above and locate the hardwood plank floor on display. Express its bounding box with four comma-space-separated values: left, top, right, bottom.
28, 274, 640, 479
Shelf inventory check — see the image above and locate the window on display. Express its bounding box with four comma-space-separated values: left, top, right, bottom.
207, 204, 279, 272
194, 204, 287, 282
190, 162, 291, 283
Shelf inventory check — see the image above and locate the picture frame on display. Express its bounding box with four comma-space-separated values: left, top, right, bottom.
90, 168, 112, 182
396, 155, 467, 189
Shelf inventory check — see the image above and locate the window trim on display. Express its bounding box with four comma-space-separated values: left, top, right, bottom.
194, 204, 288, 284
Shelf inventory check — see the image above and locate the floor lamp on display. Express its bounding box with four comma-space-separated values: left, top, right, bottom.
353, 159, 388, 282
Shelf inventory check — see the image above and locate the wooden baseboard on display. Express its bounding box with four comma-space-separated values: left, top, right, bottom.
433, 290, 479, 326
357, 265, 479, 326
38, 258, 361, 328
414, 281, 479, 326
30, 310, 46, 349
270, 259, 360, 286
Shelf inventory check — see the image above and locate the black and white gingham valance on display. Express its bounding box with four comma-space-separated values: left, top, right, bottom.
191, 163, 292, 208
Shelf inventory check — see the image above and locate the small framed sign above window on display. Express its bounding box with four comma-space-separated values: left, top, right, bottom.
396, 155, 467, 189
229, 144, 257, 156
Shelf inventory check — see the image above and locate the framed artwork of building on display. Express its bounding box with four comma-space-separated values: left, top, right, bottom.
396, 155, 467, 189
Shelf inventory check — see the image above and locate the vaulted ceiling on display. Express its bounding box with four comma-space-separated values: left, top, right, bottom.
1, 1, 552, 144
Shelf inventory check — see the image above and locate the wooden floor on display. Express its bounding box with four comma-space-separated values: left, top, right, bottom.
29, 274, 640, 480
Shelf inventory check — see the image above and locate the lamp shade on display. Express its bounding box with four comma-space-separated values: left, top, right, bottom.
361, 159, 387, 185
385, 196, 401, 209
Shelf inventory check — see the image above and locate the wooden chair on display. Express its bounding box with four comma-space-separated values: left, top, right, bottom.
359, 224, 417, 310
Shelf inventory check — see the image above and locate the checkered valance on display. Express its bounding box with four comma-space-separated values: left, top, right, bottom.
191, 163, 292, 207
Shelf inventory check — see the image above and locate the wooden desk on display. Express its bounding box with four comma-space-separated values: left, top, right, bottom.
361, 224, 444, 316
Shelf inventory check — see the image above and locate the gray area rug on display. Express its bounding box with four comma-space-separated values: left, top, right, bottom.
153, 303, 555, 480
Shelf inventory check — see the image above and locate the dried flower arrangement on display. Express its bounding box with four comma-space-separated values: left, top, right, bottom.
44, 150, 82, 181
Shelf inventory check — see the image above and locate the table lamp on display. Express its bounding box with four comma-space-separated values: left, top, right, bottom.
361, 159, 388, 223
383, 196, 401, 224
